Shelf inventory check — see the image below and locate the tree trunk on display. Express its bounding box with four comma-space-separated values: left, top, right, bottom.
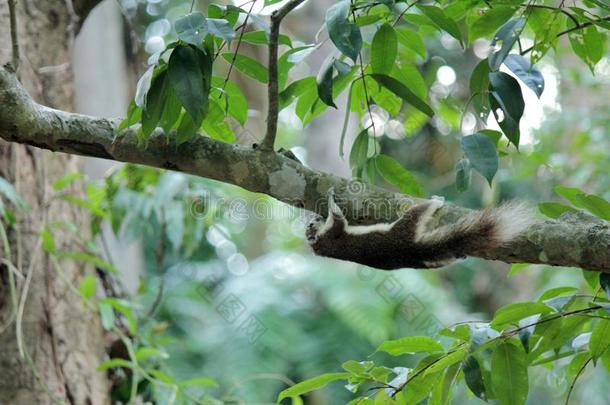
0, 1, 110, 403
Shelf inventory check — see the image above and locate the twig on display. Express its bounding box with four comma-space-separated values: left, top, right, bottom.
8, 0, 20, 71
523, 4, 579, 27
144, 214, 167, 318
220, 0, 256, 93
16, 239, 42, 358
392, 0, 420, 27
394, 343, 467, 395
502, 306, 601, 337
565, 357, 591, 405
521, 16, 610, 56
261, 0, 306, 151
353, 10, 376, 143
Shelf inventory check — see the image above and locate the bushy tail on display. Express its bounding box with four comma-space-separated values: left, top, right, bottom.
417, 202, 533, 258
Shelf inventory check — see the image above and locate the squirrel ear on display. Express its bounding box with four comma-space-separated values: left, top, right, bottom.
327, 188, 343, 216
326, 188, 347, 228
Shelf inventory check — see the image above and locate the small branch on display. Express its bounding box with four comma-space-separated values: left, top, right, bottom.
261, 0, 306, 151
220, 0, 256, 93
523, 4, 580, 28
502, 306, 602, 337
565, 357, 591, 405
8, 0, 20, 71
521, 16, 610, 56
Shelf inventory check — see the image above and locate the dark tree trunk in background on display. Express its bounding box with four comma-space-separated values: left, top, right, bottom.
0, 1, 110, 403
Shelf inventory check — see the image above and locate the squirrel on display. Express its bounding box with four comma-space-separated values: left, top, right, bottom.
306, 189, 532, 270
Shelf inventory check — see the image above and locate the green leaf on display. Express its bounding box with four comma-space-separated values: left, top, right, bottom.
277, 373, 350, 402
460, 133, 498, 185
134, 66, 154, 108
489, 71, 524, 148
418, 5, 463, 45
119, 101, 142, 132
212, 76, 248, 126
601, 274, 610, 299
342, 360, 373, 375
0, 176, 26, 212
402, 356, 444, 403
326, 0, 362, 62
135, 347, 169, 362
491, 302, 554, 329
470, 6, 517, 41
41, 228, 56, 253
538, 202, 576, 219
59, 252, 118, 274
555, 186, 610, 220
430, 361, 460, 405
370, 74, 434, 117
538, 287, 578, 302
504, 54, 545, 98
142, 70, 170, 137
149, 369, 176, 384
395, 27, 426, 59
98, 301, 115, 331
349, 129, 370, 170
424, 347, 467, 376
97, 358, 132, 371
241, 30, 292, 47
569, 25, 604, 72
371, 24, 398, 75
489, 18, 526, 71
508, 263, 529, 277
175, 12, 208, 46
280, 77, 317, 110
491, 341, 528, 405
377, 336, 444, 356
103, 298, 137, 335
463, 356, 487, 401
168, 45, 212, 124
202, 100, 236, 143
317, 56, 337, 108
455, 159, 471, 192
222, 53, 268, 83
206, 18, 235, 42
79, 275, 97, 300
374, 155, 424, 197
469, 59, 491, 121
590, 319, 610, 360
52, 173, 82, 191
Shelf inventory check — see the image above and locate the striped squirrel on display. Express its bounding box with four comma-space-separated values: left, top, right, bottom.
306, 189, 531, 270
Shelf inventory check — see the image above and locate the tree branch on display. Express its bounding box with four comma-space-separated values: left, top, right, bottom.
261, 0, 307, 151
1, 66, 609, 273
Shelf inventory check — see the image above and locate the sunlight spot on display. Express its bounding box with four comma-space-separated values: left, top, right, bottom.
436, 65, 456, 87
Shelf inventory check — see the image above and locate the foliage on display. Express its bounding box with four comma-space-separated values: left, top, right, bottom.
4, 0, 610, 403
116, 0, 610, 403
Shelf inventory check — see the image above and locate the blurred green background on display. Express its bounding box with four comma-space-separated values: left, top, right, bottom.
80, 0, 610, 403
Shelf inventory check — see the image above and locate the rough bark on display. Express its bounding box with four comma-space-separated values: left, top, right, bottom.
1, 66, 609, 273
0, 1, 110, 404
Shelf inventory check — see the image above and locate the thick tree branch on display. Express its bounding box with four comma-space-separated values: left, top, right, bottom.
262, 0, 307, 151
1, 66, 609, 272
